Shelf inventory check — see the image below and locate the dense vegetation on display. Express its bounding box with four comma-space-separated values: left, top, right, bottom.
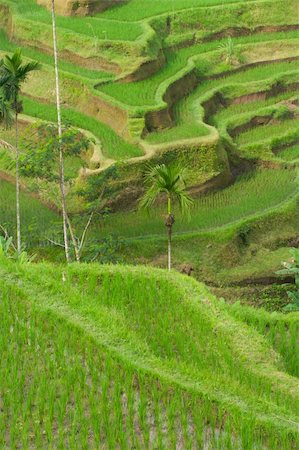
1, 259, 298, 448
0, 0, 298, 446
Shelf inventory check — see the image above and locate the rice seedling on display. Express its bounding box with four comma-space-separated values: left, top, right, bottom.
229, 303, 299, 377
98, 31, 299, 109
0, 30, 114, 81
3, 0, 142, 41
236, 118, 299, 146
145, 122, 209, 143
213, 90, 299, 125
101, 0, 267, 21
0, 260, 297, 448
0, 178, 59, 244
94, 169, 298, 239
277, 144, 299, 161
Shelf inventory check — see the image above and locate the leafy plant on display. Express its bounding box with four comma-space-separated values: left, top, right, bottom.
276, 248, 299, 312
218, 36, 243, 66
0, 232, 34, 264
0, 49, 41, 254
84, 235, 126, 264
139, 164, 193, 270
237, 224, 251, 246
20, 122, 90, 181
0, 235, 14, 257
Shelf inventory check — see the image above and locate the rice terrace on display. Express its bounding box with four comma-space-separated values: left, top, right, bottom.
0, 0, 298, 448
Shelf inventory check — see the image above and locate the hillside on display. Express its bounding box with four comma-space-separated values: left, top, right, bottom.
0, 0, 298, 295
1, 1, 299, 448
1, 258, 298, 448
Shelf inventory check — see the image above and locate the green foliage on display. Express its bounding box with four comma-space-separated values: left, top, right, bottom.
0, 29, 114, 81
0, 48, 41, 109
83, 235, 126, 264
277, 248, 299, 312
229, 301, 299, 377
236, 118, 299, 146
0, 178, 59, 245
140, 163, 193, 215
98, 169, 298, 239
19, 122, 90, 180
21, 96, 143, 160
277, 144, 299, 162
0, 233, 35, 263
237, 224, 251, 246
98, 31, 298, 110
0, 88, 13, 128
0, 234, 13, 256
0, 261, 298, 448
218, 37, 240, 65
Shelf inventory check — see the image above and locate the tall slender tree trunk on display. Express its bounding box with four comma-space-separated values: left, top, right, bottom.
51, 0, 70, 263
15, 108, 21, 255
166, 196, 174, 271
167, 224, 172, 271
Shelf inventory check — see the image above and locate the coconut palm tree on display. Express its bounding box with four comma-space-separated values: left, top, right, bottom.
0, 50, 40, 254
140, 164, 193, 271
51, 0, 71, 263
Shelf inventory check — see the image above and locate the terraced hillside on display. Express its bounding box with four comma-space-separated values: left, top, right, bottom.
0, 0, 298, 177
1, 259, 298, 448
0, 0, 298, 287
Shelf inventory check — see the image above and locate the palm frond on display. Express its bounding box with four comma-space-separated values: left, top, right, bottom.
139, 163, 193, 215
0, 93, 13, 129
0, 50, 41, 100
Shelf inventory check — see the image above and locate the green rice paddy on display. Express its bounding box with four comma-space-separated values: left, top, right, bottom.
0, 0, 299, 447
97, 169, 298, 239
0, 178, 59, 241
277, 144, 299, 161
21, 97, 143, 160
236, 118, 299, 146
0, 260, 298, 448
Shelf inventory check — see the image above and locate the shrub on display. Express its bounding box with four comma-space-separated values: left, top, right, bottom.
276, 248, 299, 312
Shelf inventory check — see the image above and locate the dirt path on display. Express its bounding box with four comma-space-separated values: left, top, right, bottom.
13, 114, 219, 177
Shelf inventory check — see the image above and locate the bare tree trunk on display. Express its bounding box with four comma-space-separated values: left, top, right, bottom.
15, 109, 21, 255
166, 196, 174, 271
51, 0, 70, 263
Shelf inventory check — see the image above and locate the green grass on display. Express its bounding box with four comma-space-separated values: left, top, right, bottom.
277, 143, 299, 161
217, 246, 291, 283
145, 122, 209, 143
213, 90, 299, 125
0, 30, 114, 81
236, 118, 299, 146
229, 302, 299, 377
98, 32, 299, 109
4, 0, 143, 41
101, 0, 264, 21
0, 260, 298, 448
95, 169, 298, 239
21, 96, 143, 160
0, 178, 59, 243
195, 62, 299, 100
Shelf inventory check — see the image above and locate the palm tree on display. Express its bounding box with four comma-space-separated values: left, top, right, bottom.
51, 0, 70, 263
0, 90, 13, 129
140, 164, 193, 271
0, 50, 40, 254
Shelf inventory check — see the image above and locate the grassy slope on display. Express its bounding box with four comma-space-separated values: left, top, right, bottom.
0, 0, 298, 161
96, 169, 298, 238
0, 178, 59, 242
0, 259, 298, 448
0, 0, 298, 287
